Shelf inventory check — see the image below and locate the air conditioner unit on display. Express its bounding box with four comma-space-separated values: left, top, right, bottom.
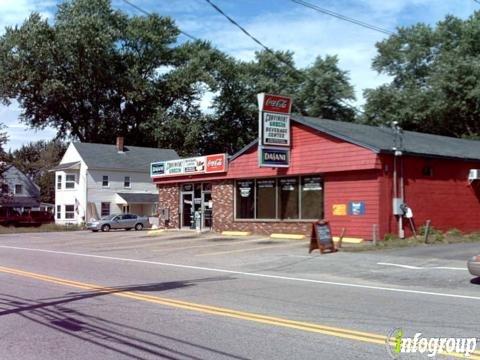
468, 169, 480, 183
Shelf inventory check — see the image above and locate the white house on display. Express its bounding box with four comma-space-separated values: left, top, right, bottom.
51, 137, 178, 225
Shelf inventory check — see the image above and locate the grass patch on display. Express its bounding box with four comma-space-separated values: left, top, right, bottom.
0, 223, 83, 234
341, 228, 480, 252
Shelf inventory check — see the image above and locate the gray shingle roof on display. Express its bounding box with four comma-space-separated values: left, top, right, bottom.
73, 143, 179, 172
293, 116, 480, 161
117, 192, 158, 204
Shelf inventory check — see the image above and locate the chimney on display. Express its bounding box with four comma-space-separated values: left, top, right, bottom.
116, 136, 124, 152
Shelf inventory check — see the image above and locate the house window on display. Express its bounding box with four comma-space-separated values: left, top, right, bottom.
65, 205, 75, 219
56, 205, 61, 219
236, 180, 254, 219
101, 202, 110, 217
2, 184, 9, 194
65, 174, 75, 189
124, 176, 131, 188
14, 184, 23, 195
57, 175, 62, 190
102, 176, 109, 187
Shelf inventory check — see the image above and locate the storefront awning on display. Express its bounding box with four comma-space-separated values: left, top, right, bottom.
115, 193, 158, 205
49, 161, 81, 172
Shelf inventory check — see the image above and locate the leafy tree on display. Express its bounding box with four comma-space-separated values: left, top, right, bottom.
0, 0, 212, 147
363, 13, 480, 137
10, 140, 67, 203
0, 125, 9, 201
205, 50, 356, 154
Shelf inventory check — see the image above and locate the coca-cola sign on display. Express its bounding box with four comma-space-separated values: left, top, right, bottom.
261, 94, 292, 114
206, 154, 228, 173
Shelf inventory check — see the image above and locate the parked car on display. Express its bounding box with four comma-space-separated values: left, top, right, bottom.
86, 214, 149, 232
467, 255, 480, 277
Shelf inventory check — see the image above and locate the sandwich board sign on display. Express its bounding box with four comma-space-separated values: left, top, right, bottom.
309, 220, 337, 254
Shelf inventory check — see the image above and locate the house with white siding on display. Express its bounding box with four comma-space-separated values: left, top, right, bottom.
51, 137, 178, 225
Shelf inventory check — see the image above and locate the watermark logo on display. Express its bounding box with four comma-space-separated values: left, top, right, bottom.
386, 328, 477, 358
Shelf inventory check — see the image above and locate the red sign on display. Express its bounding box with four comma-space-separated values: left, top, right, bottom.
206, 154, 228, 173
262, 94, 292, 114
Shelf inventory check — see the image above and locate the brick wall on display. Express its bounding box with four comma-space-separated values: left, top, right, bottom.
158, 184, 179, 229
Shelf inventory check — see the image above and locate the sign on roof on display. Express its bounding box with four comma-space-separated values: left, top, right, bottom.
150, 153, 228, 178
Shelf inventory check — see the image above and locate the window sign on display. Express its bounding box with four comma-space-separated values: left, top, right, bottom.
236, 180, 254, 219
302, 177, 322, 191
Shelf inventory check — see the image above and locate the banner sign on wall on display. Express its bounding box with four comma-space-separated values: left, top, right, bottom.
258, 93, 292, 168
260, 147, 289, 167
150, 153, 228, 178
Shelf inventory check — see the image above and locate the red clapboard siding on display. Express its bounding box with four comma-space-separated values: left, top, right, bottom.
227, 122, 380, 179
324, 170, 382, 239
401, 156, 480, 234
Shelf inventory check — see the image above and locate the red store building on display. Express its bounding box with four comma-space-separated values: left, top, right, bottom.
152, 116, 480, 240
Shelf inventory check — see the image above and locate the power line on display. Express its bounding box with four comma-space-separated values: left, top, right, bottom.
121, 0, 198, 41
203, 0, 363, 116
291, 0, 394, 36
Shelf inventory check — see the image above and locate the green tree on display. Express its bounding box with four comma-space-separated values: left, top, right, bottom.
205, 50, 356, 154
0, 0, 211, 148
10, 140, 67, 203
363, 13, 480, 137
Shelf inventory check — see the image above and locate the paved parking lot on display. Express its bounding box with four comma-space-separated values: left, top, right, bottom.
1, 229, 480, 360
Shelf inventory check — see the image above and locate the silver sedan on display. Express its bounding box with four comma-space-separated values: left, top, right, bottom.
467, 255, 480, 277
87, 214, 150, 232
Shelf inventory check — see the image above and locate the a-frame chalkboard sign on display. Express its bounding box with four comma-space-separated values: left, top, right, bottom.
309, 220, 337, 254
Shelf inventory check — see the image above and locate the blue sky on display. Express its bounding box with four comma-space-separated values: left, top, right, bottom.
0, 0, 478, 151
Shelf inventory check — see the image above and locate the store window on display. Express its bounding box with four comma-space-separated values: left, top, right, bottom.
101, 202, 110, 217
236, 180, 254, 219
256, 179, 276, 219
65, 174, 75, 189
301, 177, 324, 219
279, 178, 299, 219
65, 205, 75, 219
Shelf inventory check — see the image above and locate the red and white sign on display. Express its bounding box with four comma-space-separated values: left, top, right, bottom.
260, 94, 292, 114
206, 153, 228, 173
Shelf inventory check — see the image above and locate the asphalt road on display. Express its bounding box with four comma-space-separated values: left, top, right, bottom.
0, 230, 479, 360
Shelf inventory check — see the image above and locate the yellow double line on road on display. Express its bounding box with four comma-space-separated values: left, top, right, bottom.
1, 265, 478, 359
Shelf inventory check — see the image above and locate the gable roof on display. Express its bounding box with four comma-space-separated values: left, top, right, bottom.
72, 142, 179, 172
231, 116, 480, 162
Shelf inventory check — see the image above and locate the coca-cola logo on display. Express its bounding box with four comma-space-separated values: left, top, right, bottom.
207, 159, 223, 167
263, 94, 291, 114
265, 98, 288, 109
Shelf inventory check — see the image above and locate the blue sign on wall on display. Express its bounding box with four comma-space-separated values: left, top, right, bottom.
150, 161, 165, 177
348, 201, 365, 216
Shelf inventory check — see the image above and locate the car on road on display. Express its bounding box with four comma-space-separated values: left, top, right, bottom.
86, 213, 149, 232
467, 255, 480, 277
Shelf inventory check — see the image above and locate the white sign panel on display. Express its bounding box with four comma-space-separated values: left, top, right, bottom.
262, 112, 290, 147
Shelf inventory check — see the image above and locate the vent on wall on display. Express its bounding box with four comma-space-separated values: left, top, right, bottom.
468, 169, 480, 184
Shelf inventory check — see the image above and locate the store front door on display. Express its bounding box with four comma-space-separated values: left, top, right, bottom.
180, 183, 212, 230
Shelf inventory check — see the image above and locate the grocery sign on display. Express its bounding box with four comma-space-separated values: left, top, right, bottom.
258, 93, 292, 167
150, 153, 228, 178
